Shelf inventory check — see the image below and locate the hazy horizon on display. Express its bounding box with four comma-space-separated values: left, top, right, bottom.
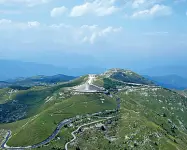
0, 0, 187, 71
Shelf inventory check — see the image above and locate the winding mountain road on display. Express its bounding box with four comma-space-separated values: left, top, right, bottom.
65, 117, 114, 150
1, 76, 118, 149
1, 119, 73, 149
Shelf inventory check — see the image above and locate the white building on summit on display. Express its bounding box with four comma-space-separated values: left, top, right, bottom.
74, 75, 104, 93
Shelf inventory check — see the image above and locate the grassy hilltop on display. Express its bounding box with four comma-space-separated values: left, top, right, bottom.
0, 69, 187, 150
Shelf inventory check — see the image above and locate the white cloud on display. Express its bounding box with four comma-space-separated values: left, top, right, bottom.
131, 0, 163, 8
123, 0, 163, 10
70, 0, 119, 17
132, 4, 172, 18
0, 19, 12, 24
132, 0, 146, 8
27, 21, 40, 28
82, 26, 122, 44
49, 23, 122, 44
50, 6, 68, 17
0, 0, 50, 7
0, 19, 122, 45
0, 19, 40, 29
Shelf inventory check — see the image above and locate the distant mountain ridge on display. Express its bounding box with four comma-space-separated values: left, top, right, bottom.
0, 68, 187, 150
145, 74, 187, 90
7, 74, 75, 83
139, 66, 187, 78
0, 60, 106, 81
0, 81, 11, 88
0, 74, 76, 88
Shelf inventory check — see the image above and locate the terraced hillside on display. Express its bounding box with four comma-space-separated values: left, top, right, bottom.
0, 69, 187, 150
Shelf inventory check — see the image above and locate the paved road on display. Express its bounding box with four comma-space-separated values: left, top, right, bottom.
1, 111, 109, 149
1, 76, 119, 149
1, 119, 73, 149
65, 117, 114, 150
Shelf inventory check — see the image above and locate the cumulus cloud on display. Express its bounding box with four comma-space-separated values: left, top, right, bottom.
70, 0, 119, 17
0, 19, 12, 24
0, 19, 122, 45
131, 0, 163, 8
132, 0, 148, 8
0, 19, 40, 29
50, 6, 68, 17
82, 26, 122, 44
49, 23, 122, 44
0, 0, 51, 7
132, 4, 172, 18
27, 21, 40, 28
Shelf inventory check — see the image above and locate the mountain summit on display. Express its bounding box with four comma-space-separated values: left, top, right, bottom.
0, 69, 187, 150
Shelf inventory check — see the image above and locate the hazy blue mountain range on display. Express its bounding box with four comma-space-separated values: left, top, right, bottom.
7, 74, 76, 86
0, 60, 106, 81
139, 66, 187, 78
0, 81, 11, 88
1, 60, 187, 90
145, 75, 187, 90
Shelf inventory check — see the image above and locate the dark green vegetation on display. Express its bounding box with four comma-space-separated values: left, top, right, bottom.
0, 76, 85, 123
0, 75, 116, 147
1, 94, 116, 147
68, 87, 187, 150
103, 78, 125, 90
9, 74, 75, 85
9, 85, 31, 90
3, 74, 76, 88
65, 69, 187, 150
0, 69, 187, 150
93, 69, 153, 90
110, 70, 153, 85
0, 88, 11, 104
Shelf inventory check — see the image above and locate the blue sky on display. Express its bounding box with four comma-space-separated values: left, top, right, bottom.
0, 0, 187, 70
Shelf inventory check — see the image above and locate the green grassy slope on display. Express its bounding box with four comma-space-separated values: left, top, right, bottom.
0, 76, 87, 123
117, 87, 187, 150
101, 69, 154, 85
93, 69, 154, 90
0, 88, 11, 104
0, 93, 116, 146
1, 70, 187, 150
177, 90, 187, 98
68, 87, 187, 150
